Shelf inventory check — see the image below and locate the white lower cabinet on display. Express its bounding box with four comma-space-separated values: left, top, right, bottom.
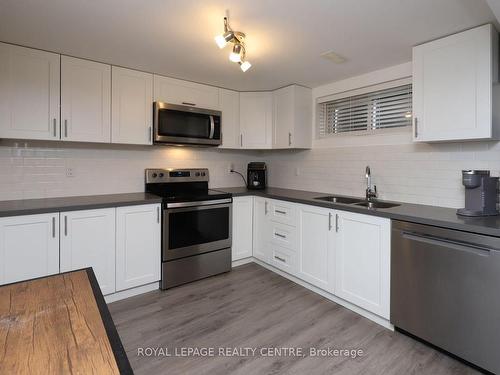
245, 197, 392, 322
297, 204, 335, 292
232, 197, 253, 261
0, 213, 59, 285
115, 204, 161, 291
60, 208, 116, 295
253, 197, 271, 262
335, 211, 391, 319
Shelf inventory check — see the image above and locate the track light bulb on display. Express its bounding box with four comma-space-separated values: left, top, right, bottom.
229, 44, 243, 62
240, 61, 252, 72
215, 31, 234, 49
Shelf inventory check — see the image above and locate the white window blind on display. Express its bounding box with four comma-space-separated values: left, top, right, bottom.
318, 84, 412, 137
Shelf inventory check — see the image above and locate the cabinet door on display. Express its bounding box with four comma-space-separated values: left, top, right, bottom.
297, 205, 335, 292
413, 24, 497, 142
253, 197, 271, 263
154, 75, 219, 109
0, 43, 60, 140
61, 56, 111, 143
116, 204, 161, 291
219, 89, 240, 148
335, 211, 390, 318
240, 92, 273, 149
273, 86, 294, 149
112, 67, 153, 145
60, 208, 115, 295
0, 213, 59, 285
232, 197, 253, 261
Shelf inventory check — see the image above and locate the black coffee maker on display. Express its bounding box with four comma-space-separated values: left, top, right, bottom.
457, 170, 499, 216
247, 162, 266, 190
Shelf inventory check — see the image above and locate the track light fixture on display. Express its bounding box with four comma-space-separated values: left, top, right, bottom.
215, 17, 251, 72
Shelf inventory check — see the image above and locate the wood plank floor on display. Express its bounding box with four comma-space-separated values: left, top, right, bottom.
108, 263, 479, 375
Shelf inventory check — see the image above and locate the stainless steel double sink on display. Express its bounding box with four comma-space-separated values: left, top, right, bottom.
314, 195, 400, 209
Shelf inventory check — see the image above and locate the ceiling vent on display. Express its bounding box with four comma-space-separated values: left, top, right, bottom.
321, 50, 347, 64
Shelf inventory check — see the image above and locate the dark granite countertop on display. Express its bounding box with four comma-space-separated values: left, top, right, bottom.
215, 186, 500, 237
0, 192, 162, 217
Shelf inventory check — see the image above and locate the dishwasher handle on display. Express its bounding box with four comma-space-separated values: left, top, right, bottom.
402, 231, 493, 257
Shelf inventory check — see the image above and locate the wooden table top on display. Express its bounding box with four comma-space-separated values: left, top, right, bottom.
0, 269, 133, 375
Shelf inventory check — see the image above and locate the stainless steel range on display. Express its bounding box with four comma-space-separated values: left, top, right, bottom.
145, 168, 232, 289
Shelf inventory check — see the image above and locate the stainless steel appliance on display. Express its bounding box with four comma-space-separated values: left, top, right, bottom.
153, 102, 222, 146
145, 168, 232, 289
247, 162, 266, 190
457, 170, 499, 217
391, 220, 500, 374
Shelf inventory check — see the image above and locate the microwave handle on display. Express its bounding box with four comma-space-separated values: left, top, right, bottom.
209, 115, 215, 139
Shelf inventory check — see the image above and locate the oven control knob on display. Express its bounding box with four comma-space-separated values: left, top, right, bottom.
201, 172, 206, 176
151, 173, 158, 178
159, 173, 164, 178
195, 172, 200, 177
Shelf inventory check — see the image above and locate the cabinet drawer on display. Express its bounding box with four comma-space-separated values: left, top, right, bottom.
269, 221, 297, 250
269, 200, 297, 226
271, 245, 297, 275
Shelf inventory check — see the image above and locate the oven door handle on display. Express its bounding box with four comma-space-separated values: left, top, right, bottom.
209, 115, 215, 139
166, 198, 232, 209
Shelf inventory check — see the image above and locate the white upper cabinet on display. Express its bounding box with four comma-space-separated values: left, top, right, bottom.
61, 56, 111, 143
112, 67, 153, 145
413, 24, 499, 142
116, 204, 161, 291
232, 196, 253, 261
335, 211, 390, 319
60, 208, 116, 295
219, 89, 240, 148
154, 75, 219, 109
273, 85, 312, 149
0, 43, 60, 141
0, 213, 59, 285
240, 91, 274, 149
297, 204, 335, 292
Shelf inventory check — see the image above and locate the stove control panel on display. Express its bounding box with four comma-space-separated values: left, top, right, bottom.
145, 168, 209, 184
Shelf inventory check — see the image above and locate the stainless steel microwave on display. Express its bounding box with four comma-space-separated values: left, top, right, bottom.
153, 102, 222, 146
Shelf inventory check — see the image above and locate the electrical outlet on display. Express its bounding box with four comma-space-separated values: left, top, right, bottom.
66, 167, 75, 177
295, 167, 300, 176
229, 163, 234, 173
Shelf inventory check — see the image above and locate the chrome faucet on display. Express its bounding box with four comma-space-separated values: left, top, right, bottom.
365, 166, 378, 201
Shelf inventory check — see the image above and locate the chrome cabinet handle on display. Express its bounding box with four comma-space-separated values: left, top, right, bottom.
275, 232, 286, 239
53, 119, 57, 137
182, 102, 196, 106
64, 119, 68, 137
288, 132, 292, 146
335, 214, 339, 232
274, 255, 286, 263
264, 201, 268, 215
328, 213, 332, 231
275, 209, 287, 215
157, 206, 160, 223
52, 217, 56, 238
149, 126, 152, 142
64, 215, 68, 236
414, 117, 418, 138
240, 134, 243, 147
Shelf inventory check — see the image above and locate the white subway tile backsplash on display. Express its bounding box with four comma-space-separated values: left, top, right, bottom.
265, 141, 500, 208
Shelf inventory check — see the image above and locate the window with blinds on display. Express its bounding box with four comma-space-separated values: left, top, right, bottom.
318, 84, 412, 137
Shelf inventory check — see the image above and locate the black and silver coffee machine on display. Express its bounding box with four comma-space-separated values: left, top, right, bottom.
247, 162, 267, 190
457, 170, 499, 216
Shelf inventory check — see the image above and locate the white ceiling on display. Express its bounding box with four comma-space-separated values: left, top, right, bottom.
0, 0, 497, 91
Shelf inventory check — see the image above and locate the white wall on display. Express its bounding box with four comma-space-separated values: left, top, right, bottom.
0, 140, 257, 200
265, 62, 500, 208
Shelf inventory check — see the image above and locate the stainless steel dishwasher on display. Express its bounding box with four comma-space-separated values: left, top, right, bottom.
391, 220, 500, 374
